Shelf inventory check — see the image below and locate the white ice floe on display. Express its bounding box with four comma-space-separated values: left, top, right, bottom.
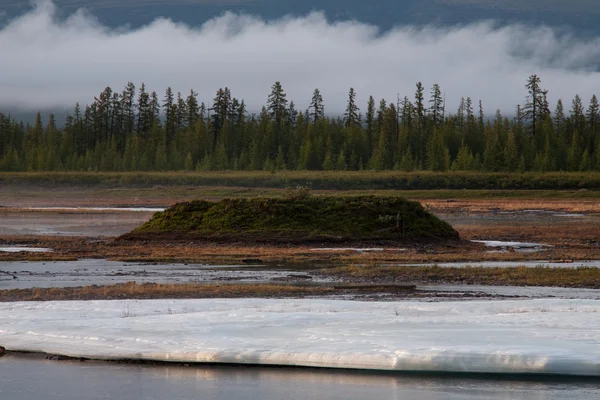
473, 240, 553, 250
0, 246, 53, 253
0, 299, 599, 376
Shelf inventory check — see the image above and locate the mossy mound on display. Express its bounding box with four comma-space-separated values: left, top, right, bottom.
122, 195, 459, 243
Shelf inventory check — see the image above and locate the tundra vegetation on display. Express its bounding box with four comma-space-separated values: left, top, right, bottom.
124, 191, 459, 243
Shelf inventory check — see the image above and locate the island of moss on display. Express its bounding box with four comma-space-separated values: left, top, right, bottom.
122, 194, 459, 244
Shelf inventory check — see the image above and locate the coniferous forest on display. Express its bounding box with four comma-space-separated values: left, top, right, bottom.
1, 75, 599, 173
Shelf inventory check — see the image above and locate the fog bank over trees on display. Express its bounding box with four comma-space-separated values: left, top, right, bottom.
1, 1, 600, 114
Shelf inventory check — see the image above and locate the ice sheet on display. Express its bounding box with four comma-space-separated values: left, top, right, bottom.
0, 299, 599, 376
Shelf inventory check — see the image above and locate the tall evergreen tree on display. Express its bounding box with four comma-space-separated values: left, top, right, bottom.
344, 88, 360, 128
136, 83, 151, 138
429, 83, 444, 127
149, 91, 161, 128
456, 97, 466, 131
186, 89, 199, 129
414, 82, 425, 131
163, 87, 176, 144
176, 92, 187, 130
523, 74, 548, 136
309, 88, 324, 124
587, 95, 599, 133
267, 81, 288, 128
571, 95, 585, 133
365, 95, 375, 156
121, 82, 136, 136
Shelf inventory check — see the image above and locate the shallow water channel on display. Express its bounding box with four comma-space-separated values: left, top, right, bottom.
2, 259, 600, 300
1, 354, 598, 400
0, 259, 319, 290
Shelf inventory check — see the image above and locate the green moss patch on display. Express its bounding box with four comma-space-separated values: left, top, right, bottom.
123, 195, 459, 244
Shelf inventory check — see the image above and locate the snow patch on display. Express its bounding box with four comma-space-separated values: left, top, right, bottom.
0, 299, 599, 376
0, 246, 53, 253
473, 240, 552, 253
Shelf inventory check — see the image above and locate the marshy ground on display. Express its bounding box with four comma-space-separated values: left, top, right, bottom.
1, 183, 599, 301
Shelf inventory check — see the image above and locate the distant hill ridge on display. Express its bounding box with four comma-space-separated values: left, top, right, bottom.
2, 0, 600, 35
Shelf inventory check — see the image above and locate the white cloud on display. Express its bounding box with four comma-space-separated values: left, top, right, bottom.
1, 0, 600, 115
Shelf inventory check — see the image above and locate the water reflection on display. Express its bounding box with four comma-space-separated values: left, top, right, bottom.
1, 355, 598, 400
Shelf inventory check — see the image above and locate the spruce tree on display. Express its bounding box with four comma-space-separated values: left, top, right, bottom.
414, 82, 425, 132
587, 95, 599, 133
309, 88, 324, 124
571, 95, 586, 134
211, 88, 231, 151
429, 84, 444, 127
365, 95, 375, 156
149, 91, 161, 128
186, 90, 199, 129
523, 74, 548, 136
136, 83, 151, 139
456, 97, 465, 131
344, 88, 360, 128
553, 100, 565, 133
267, 81, 288, 128
176, 92, 187, 130
121, 82, 136, 136
163, 87, 175, 144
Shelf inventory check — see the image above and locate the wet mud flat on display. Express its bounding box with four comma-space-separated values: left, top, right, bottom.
0, 207, 157, 237
434, 207, 600, 247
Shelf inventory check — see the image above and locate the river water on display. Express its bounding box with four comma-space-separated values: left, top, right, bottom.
1, 355, 599, 400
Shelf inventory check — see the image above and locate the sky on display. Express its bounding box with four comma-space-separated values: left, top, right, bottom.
1, 0, 600, 116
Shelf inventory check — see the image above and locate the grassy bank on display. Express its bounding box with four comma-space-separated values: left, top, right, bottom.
0, 282, 335, 302
124, 194, 459, 243
2, 171, 600, 191
326, 265, 600, 288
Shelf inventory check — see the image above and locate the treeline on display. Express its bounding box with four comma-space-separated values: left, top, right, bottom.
3, 171, 600, 191
1, 75, 599, 173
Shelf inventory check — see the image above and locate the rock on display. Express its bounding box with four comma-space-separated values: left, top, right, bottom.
0, 346, 5, 356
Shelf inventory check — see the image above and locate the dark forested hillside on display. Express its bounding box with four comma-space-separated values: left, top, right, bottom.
1, 76, 599, 174
3, 0, 600, 35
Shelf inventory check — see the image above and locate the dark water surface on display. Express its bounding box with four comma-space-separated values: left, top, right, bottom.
1, 355, 599, 400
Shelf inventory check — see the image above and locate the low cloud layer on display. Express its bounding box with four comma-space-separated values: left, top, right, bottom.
2, 0, 600, 115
